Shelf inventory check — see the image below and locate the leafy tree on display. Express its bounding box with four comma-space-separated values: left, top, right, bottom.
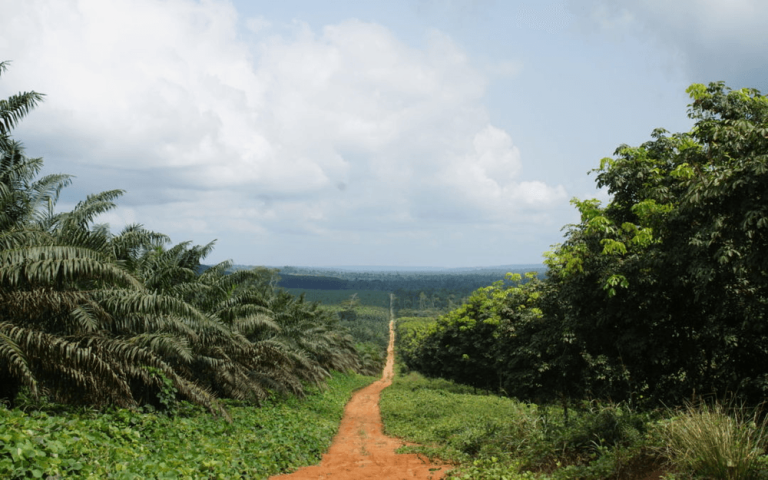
401, 274, 555, 397
403, 82, 768, 408
543, 82, 768, 405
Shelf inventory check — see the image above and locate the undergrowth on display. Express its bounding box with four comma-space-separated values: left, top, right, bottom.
380, 370, 768, 480
0, 371, 375, 479
659, 402, 768, 480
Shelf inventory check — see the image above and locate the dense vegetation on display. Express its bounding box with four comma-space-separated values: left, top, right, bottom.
322, 295, 389, 376
0, 61, 371, 413
1, 371, 374, 479
6, 58, 768, 478
276, 265, 545, 312
283, 288, 391, 309
400, 82, 768, 408
380, 371, 768, 479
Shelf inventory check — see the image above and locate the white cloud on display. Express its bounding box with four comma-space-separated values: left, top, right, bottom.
245, 16, 271, 34
1, 0, 566, 263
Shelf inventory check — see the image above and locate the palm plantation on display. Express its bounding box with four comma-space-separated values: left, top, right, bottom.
0, 61, 367, 414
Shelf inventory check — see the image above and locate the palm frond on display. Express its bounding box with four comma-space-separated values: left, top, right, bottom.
0, 323, 134, 406
232, 314, 279, 336
0, 90, 45, 137
128, 333, 193, 363
0, 329, 38, 398
60, 189, 125, 231
0, 245, 143, 289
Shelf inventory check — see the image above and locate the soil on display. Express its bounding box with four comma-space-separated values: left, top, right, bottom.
269, 320, 448, 480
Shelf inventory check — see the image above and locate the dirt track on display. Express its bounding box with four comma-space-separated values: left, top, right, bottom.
270, 320, 447, 480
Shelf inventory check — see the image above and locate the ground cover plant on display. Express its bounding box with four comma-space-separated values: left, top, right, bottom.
380, 371, 768, 479
0, 371, 375, 479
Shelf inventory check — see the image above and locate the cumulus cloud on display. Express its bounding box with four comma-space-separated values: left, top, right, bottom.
0, 0, 565, 263
439, 126, 565, 218
570, 0, 768, 90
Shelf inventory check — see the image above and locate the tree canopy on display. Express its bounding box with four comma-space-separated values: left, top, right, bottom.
402, 82, 768, 407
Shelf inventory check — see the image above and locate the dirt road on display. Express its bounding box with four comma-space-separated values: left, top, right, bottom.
269, 320, 447, 480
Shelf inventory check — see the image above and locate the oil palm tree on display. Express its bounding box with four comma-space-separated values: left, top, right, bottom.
0, 64, 223, 414
0, 62, 365, 414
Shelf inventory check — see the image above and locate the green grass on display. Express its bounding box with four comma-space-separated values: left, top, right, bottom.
0, 371, 376, 479
380, 370, 540, 478
380, 370, 664, 480
380, 370, 768, 479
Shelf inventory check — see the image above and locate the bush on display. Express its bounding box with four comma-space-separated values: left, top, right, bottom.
541, 402, 648, 461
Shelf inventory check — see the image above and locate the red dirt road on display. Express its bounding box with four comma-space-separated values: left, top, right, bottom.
270, 320, 448, 480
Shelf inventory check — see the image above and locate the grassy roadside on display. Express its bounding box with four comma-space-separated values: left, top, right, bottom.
380, 370, 768, 480
0, 371, 376, 479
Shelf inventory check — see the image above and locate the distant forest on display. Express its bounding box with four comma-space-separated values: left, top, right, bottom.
225, 264, 547, 312
229, 264, 546, 291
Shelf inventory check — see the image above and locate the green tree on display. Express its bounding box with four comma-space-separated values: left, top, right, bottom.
544, 82, 768, 405
401, 274, 552, 397
402, 82, 768, 409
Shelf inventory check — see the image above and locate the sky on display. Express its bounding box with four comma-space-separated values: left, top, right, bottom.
2, 0, 767, 268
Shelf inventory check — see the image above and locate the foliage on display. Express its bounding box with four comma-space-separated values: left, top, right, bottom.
401, 81, 768, 408
284, 288, 391, 308
0, 61, 368, 412
327, 303, 390, 349
541, 82, 768, 406
0, 371, 375, 479
354, 341, 386, 376
279, 265, 547, 313
317, 296, 389, 376
382, 372, 768, 479
397, 273, 564, 401
380, 371, 662, 480
395, 316, 438, 373
279, 274, 348, 290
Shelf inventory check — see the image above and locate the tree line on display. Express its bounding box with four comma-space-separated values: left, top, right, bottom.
276, 268, 544, 316
0, 62, 377, 415
400, 82, 768, 408
276, 266, 544, 293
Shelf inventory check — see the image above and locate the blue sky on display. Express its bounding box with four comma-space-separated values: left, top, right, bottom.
2, 0, 767, 267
